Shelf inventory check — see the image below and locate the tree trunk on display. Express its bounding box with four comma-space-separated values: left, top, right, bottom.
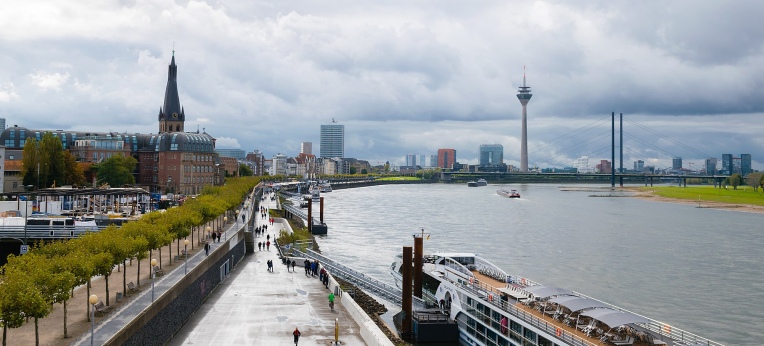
63, 299, 68, 338
105, 274, 110, 306
87, 280, 91, 322
123, 259, 127, 297
34, 317, 39, 346
137, 256, 142, 286
4, 324, 7, 346
159, 248, 163, 270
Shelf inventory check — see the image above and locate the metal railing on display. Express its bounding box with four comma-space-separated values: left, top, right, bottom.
293, 249, 403, 306
282, 204, 322, 226
0, 225, 107, 240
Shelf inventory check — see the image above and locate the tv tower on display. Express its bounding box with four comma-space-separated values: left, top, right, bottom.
516, 67, 532, 172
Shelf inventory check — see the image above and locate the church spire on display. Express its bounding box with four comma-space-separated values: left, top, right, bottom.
158, 52, 184, 133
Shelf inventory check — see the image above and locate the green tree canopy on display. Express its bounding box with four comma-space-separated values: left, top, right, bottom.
239, 164, 254, 176
95, 154, 137, 187
727, 173, 743, 189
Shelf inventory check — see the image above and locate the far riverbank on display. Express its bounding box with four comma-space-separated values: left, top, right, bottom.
625, 186, 764, 214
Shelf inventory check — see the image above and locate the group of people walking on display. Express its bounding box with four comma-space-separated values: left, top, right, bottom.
257, 240, 271, 251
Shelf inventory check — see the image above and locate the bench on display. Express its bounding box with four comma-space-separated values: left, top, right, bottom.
93, 301, 108, 316
127, 281, 138, 293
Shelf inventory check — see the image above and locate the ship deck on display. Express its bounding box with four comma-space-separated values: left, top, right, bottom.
470, 270, 662, 346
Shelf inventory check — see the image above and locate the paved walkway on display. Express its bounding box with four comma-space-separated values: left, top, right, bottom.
166, 191, 367, 346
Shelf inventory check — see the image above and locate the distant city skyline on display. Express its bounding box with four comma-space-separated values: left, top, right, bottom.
2, 2, 763, 170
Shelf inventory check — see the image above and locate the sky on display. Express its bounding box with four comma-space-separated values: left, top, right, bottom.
2, 1, 763, 170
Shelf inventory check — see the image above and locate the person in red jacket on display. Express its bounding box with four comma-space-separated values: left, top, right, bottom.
292, 327, 301, 345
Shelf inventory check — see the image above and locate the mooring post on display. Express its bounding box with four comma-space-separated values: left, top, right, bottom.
414, 237, 423, 299
402, 246, 413, 340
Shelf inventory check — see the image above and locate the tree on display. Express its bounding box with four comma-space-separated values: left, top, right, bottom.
95, 154, 137, 187
39, 132, 67, 188
745, 172, 763, 191
62, 151, 87, 186
238, 164, 254, 177
360, 168, 368, 174
21, 138, 39, 188
727, 173, 743, 190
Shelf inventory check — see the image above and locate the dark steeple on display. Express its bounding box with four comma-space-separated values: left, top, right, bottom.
161, 54, 182, 120
158, 52, 185, 133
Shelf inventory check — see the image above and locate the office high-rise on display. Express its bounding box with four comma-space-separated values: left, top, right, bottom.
437, 149, 456, 169
741, 154, 752, 176
301, 142, 313, 155
704, 158, 717, 175
320, 123, 344, 158
405, 154, 417, 167
479, 144, 503, 166
672, 157, 682, 170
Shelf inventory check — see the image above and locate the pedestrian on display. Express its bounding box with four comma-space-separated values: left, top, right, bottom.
291, 259, 296, 272
242, 214, 245, 223
319, 267, 325, 282
204, 242, 210, 256
266, 240, 270, 251
267, 234, 270, 242
304, 259, 310, 276
328, 292, 335, 311
323, 271, 329, 288
293, 327, 301, 345
217, 232, 221, 242
286, 259, 291, 272
258, 242, 262, 251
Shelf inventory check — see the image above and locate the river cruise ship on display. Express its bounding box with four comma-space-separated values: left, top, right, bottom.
390, 252, 722, 346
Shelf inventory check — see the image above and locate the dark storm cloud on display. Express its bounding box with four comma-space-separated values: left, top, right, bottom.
2, 0, 764, 169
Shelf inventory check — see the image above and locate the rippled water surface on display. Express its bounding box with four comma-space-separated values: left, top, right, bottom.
311, 183, 762, 345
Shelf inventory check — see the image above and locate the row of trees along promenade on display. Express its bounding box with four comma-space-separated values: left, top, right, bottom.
0, 177, 259, 345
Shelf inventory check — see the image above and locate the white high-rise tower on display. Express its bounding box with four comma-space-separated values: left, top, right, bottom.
516, 67, 532, 172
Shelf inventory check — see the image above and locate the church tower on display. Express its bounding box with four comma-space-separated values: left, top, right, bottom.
158, 52, 185, 133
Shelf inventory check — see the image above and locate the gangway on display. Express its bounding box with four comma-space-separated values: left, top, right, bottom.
292, 248, 406, 306
283, 204, 324, 231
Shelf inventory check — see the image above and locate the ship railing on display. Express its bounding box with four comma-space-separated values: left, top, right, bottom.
444, 258, 473, 278
294, 249, 403, 306
568, 291, 724, 346
475, 256, 508, 283
447, 275, 597, 346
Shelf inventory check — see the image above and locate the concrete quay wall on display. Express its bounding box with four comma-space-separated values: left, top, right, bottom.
105, 229, 247, 346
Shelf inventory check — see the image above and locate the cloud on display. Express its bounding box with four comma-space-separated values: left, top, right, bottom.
2, 0, 764, 170
215, 137, 242, 149
29, 71, 70, 91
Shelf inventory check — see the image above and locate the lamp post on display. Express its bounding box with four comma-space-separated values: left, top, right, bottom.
205, 226, 211, 242
236, 210, 240, 225
151, 258, 158, 302
89, 294, 98, 346
184, 239, 189, 275
223, 216, 228, 241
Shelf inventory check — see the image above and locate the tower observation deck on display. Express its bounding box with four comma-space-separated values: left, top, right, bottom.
516, 68, 532, 172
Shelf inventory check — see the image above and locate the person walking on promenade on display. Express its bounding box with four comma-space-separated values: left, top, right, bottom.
304, 259, 310, 276
291, 259, 296, 272
286, 259, 291, 272
293, 327, 301, 345
266, 240, 271, 251
328, 292, 335, 311
204, 242, 210, 256
323, 271, 329, 288
267, 234, 270, 242
258, 242, 262, 251
217, 231, 221, 242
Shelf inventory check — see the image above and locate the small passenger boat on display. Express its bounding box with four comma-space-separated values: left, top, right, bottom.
476, 178, 488, 186
467, 181, 478, 187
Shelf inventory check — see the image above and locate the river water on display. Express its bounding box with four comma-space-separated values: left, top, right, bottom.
312, 183, 762, 346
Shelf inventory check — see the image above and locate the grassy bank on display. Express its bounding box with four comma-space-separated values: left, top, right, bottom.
639, 185, 764, 206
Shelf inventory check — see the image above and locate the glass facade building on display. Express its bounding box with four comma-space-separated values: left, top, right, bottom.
320, 124, 344, 158
479, 144, 504, 166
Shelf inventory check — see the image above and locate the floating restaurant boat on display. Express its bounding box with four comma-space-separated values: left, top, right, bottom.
390, 251, 721, 346
497, 189, 521, 198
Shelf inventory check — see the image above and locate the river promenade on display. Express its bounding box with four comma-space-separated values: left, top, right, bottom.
165, 192, 367, 345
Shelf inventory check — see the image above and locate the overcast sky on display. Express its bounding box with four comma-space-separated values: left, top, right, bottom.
2, 1, 763, 169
